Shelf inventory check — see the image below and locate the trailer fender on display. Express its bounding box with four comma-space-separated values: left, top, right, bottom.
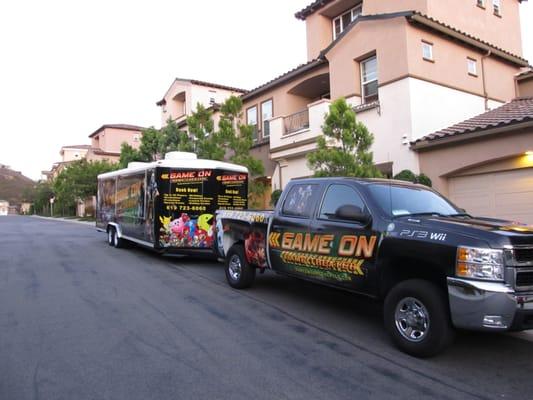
107, 222, 123, 238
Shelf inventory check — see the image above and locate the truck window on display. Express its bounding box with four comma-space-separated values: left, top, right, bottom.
281, 184, 320, 218
319, 184, 366, 220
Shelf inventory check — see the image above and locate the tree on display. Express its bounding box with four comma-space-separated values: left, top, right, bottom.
307, 98, 382, 178
187, 103, 223, 160
218, 96, 266, 208
393, 169, 432, 187
31, 181, 54, 215
53, 159, 117, 216
118, 119, 192, 168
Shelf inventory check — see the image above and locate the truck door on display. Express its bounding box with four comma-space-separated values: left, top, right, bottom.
309, 183, 378, 294
267, 183, 322, 275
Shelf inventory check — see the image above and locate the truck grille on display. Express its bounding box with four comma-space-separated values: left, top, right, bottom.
515, 248, 533, 263
515, 270, 533, 289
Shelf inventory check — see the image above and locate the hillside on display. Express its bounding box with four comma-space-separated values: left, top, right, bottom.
0, 165, 35, 205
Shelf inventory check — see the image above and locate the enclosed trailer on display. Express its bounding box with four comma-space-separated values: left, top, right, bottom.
96, 152, 248, 255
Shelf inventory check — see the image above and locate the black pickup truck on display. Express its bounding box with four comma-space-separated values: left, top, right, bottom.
216, 177, 533, 357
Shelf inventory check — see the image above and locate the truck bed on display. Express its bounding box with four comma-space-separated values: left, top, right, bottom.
215, 209, 273, 268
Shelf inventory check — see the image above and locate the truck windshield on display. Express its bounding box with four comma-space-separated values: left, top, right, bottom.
367, 184, 461, 218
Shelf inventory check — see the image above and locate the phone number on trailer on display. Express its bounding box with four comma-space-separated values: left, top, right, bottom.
165, 205, 207, 212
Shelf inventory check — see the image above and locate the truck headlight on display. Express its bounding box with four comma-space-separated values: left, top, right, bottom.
456, 246, 504, 281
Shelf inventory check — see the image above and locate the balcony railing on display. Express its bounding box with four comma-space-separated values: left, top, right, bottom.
283, 109, 309, 135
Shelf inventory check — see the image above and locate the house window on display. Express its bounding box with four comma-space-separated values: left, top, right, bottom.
361, 55, 378, 103
261, 99, 273, 138
467, 58, 478, 76
422, 41, 433, 61
247, 106, 258, 140
477, 0, 485, 8
332, 4, 362, 39
493, 0, 501, 15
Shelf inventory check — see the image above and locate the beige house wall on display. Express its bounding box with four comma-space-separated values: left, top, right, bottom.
91, 127, 141, 154
518, 77, 533, 97
160, 80, 243, 126
417, 128, 533, 196
242, 64, 330, 140
61, 148, 89, 162
327, 18, 409, 99
405, 24, 520, 102
427, 0, 522, 57
305, 12, 334, 61
363, 0, 428, 15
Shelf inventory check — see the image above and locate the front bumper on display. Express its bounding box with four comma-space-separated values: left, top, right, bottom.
447, 277, 533, 331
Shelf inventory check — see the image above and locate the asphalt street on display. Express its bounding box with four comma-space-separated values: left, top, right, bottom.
1, 216, 533, 400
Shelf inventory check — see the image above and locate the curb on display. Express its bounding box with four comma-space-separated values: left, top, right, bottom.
30, 215, 96, 227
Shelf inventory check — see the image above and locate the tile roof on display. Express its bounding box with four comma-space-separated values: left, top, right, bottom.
61, 144, 92, 150
295, 0, 335, 20
89, 124, 145, 138
412, 97, 533, 148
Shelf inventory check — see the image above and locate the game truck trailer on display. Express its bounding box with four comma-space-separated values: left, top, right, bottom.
96, 151, 248, 255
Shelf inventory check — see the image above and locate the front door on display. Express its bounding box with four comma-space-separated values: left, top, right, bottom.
308, 183, 378, 294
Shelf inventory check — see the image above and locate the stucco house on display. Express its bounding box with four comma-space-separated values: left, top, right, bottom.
412, 76, 533, 223
43, 124, 145, 181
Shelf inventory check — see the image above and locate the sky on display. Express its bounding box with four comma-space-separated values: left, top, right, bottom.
0, 0, 532, 181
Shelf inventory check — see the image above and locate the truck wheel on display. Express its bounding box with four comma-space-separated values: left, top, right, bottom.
107, 227, 114, 246
384, 279, 454, 357
112, 228, 125, 249
225, 244, 256, 289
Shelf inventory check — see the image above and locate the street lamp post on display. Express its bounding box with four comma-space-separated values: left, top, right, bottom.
50, 197, 55, 217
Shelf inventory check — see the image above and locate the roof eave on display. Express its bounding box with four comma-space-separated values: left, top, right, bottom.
411, 119, 533, 151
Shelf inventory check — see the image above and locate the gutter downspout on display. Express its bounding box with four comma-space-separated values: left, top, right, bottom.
481, 49, 492, 111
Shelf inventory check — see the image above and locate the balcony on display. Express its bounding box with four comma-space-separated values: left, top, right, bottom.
269, 99, 331, 159
284, 110, 310, 135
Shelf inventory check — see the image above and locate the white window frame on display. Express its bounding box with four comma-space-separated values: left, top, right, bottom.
332, 3, 362, 40
477, 0, 485, 8
467, 58, 478, 76
421, 41, 434, 61
493, 0, 501, 15
360, 55, 378, 104
247, 105, 258, 140
261, 99, 273, 138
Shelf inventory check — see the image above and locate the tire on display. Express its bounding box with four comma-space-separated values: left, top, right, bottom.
384, 279, 454, 357
107, 227, 114, 246
225, 244, 256, 289
112, 227, 125, 249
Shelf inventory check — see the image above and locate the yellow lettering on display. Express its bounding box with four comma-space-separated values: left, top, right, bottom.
338, 235, 358, 257
318, 235, 334, 255
303, 233, 320, 253
292, 233, 303, 251
355, 236, 377, 258
282, 232, 294, 250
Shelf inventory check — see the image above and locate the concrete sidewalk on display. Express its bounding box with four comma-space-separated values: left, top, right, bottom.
30, 215, 96, 227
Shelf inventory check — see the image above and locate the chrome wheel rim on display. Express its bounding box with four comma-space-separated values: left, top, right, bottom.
228, 254, 242, 281
113, 230, 118, 247
394, 297, 430, 342
108, 229, 113, 244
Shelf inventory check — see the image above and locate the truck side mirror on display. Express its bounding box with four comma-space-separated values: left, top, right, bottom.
335, 204, 372, 226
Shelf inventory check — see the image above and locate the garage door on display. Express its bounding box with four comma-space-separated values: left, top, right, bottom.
448, 167, 533, 224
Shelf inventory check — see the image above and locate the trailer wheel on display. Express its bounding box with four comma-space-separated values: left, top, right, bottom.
225, 244, 255, 289
384, 279, 454, 357
112, 227, 125, 249
107, 227, 114, 246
